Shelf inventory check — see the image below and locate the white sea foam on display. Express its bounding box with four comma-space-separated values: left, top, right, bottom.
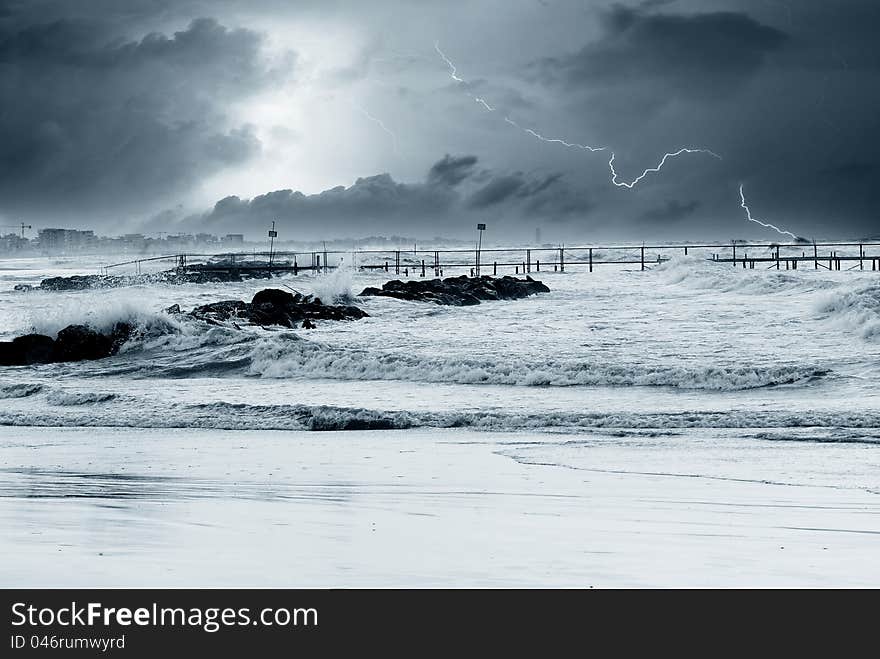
816, 283, 880, 340
309, 263, 356, 304
655, 255, 837, 295
246, 334, 826, 390
2, 398, 879, 435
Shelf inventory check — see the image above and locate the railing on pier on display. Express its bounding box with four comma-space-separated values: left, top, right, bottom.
100, 241, 880, 277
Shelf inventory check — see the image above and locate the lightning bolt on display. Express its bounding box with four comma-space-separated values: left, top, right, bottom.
503, 117, 605, 152
434, 41, 495, 112
353, 103, 400, 155
434, 41, 718, 188
609, 149, 722, 189
738, 184, 799, 240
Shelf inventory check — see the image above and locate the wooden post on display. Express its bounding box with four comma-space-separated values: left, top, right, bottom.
493, 261, 497, 275
589, 248, 593, 273
395, 250, 400, 275
385, 260, 388, 272
640, 245, 645, 271
732, 242, 736, 266
860, 244, 864, 270
536, 259, 540, 271
559, 247, 564, 272
421, 260, 425, 277
684, 246, 688, 255
526, 249, 531, 273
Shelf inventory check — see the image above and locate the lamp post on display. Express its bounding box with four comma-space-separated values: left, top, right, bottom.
475, 223, 486, 276
268, 220, 278, 268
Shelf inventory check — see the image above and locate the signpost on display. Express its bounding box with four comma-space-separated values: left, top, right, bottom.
268, 221, 278, 267
475, 223, 486, 276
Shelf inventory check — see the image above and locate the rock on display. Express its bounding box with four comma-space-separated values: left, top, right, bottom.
164, 304, 181, 314
301, 319, 316, 329
190, 300, 249, 323
359, 275, 549, 305
0, 323, 133, 366
53, 324, 132, 362
0, 334, 56, 366
252, 288, 295, 307
188, 288, 367, 328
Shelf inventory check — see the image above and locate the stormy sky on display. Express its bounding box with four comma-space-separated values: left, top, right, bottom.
0, 0, 877, 242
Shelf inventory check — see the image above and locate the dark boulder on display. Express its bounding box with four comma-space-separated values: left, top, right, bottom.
0, 323, 133, 366
190, 300, 249, 324
188, 288, 367, 328
359, 275, 549, 305
52, 323, 132, 362
252, 288, 296, 307
0, 334, 56, 366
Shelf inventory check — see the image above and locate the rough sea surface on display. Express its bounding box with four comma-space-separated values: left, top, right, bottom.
1, 248, 879, 586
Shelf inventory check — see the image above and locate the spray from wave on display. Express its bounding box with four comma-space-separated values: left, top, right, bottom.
816, 284, 880, 341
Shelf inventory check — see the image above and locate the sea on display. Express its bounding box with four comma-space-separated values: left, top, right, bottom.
1, 246, 879, 586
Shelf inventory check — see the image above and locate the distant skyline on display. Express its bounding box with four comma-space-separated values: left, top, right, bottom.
1, 1, 878, 241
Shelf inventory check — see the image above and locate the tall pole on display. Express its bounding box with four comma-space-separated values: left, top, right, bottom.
475, 223, 486, 276
268, 220, 277, 268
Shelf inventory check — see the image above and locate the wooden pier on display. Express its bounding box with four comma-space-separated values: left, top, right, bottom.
102, 240, 880, 278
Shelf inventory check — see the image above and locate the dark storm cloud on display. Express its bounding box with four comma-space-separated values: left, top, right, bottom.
426, 154, 478, 187
2, 0, 880, 240
467, 172, 563, 209
533, 4, 787, 98
0, 14, 287, 218
197, 155, 475, 236
468, 175, 525, 208
640, 199, 700, 222
191, 156, 586, 237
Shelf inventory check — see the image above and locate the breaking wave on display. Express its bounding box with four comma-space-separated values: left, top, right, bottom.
246, 335, 827, 390
1, 400, 879, 436
45, 391, 117, 406
0, 383, 43, 398
656, 255, 837, 295
816, 283, 880, 340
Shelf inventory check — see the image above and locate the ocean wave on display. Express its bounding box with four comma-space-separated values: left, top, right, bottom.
45, 391, 117, 406
2, 401, 880, 435
246, 335, 827, 390
656, 255, 837, 295
0, 382, 43, 398
27, 296, 181, 340
816, 283, 880, 340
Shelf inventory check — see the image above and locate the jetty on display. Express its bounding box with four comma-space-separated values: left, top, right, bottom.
100, 240, 880, 280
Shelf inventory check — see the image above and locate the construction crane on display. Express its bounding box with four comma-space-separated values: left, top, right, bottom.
1, 223, 32, 238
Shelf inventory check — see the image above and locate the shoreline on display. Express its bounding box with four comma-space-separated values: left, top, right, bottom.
2, 426, 878, 587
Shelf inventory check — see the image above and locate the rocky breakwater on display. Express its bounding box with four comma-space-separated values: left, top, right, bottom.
0, 323, 134, 366
359, 275, 550, 306
182, 288, 368, 328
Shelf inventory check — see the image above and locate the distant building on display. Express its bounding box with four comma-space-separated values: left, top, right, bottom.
222, 234, 244, 247
0, 232, 29, 253
37, 228, 97, 253
121, 233, 147, 250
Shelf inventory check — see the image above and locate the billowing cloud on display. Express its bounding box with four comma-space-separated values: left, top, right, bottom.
533, 5, 787, 100
0, 16, 288, 219
188, 155, 589, 238
427, 154, 478, 187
